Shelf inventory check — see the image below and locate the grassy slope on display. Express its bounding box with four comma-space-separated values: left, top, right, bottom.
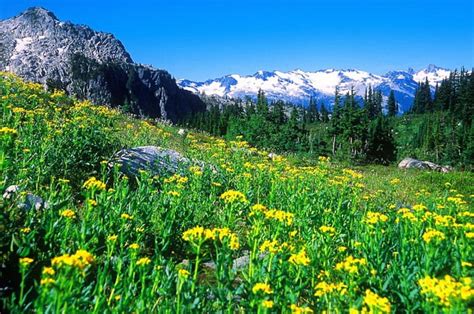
1, 73, 473, 312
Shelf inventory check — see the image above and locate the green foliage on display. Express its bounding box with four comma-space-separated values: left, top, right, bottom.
1, 73, 473, 313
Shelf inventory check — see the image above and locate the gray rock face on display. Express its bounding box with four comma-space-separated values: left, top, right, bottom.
0, 7, 205, 122
398, 157, 452, 173
109, 146, 193, 178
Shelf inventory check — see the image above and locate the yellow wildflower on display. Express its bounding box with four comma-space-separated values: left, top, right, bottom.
19, 257, 34, 267
178, 268, 190, 279
422, 228, 446, 243
42, 267, 55, 276
136, 257, 151, 266
419, 275, 474, 308
40, 278, 55, 286
364, 289, 391, 314
83, 177, 106, 190
289, 249, 310, 266
220, 190, 248, 204
121, 213, 133, 220
128, 243, 140, 250
290, 304, 313, 314
262, 300, 274, 308
252, 282, 273, 294
60, 209, 76, 219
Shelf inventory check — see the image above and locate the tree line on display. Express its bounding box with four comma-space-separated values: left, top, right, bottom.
183, 68, 473, 168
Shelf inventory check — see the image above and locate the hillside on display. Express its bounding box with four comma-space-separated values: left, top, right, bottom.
1, 73, 473, 312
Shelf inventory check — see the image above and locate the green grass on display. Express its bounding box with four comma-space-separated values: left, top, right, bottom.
1, 72, 473, 313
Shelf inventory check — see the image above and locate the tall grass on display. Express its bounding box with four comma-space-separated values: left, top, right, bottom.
1, 73, 473, 312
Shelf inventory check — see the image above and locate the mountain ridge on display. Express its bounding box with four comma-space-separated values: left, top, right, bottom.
178, 65, 452, 112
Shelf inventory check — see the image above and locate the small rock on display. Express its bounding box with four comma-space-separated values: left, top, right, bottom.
18, 193, 49, 211
3, 185, 20, 199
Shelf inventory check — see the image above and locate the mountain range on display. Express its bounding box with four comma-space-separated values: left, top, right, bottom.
178, 65, 452, 113
0, 7, 205, 121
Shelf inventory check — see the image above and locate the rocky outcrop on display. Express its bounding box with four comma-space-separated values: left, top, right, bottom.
0, 7, 205, 122
109, 146, 193, 178
398, 157, 452, 173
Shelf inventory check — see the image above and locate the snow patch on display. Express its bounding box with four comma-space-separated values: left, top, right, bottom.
14, 37, 33, 53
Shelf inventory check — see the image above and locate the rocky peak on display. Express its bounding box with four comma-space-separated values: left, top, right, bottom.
16, 7, 59, 21
0, 7, 205, 122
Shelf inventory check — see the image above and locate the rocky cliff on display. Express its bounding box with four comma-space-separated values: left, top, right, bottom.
0, 7, 205, 121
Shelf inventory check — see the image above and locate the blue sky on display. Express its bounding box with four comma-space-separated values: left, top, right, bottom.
1, 0, 473, 81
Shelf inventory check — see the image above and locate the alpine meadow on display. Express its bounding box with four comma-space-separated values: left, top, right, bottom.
1, 2, 473, 313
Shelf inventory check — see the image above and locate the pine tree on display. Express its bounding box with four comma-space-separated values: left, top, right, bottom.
366, 116, 396, 164
387, 90, 397, 116
307, 97, 319, 123
320, 102, 329, 122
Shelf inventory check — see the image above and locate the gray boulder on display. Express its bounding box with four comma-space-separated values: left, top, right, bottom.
109, 146, 193, 178
2, 185, 48, 211
398, 157, 452, 173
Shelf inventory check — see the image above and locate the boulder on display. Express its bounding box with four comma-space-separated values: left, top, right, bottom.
398, 157, 452, 173
109, 146, 192, 178
2, 185, 48, 211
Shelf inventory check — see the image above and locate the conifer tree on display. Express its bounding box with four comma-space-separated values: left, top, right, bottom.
387, 90, 397, 116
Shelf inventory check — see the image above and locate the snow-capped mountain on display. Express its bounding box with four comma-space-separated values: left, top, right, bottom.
179, 65, 451, 112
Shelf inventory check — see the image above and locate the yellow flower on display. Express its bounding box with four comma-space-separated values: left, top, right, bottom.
60, 209, 76, 219
83, 177, 106, 190
319, 225, 336, 235
121, 213, 133, 220
265, 209, 294, 225
422, 228, 446, 243
412, 204, 427, 211
0, 127, 18, 135
108, 234, 118, 241
335, 256, 367, 274
419, 275, 474, 308
42, 267, 55, 276
220, 190, 248, 204
260, 240, 280, 254
182, 226, 205, 242
364, 212, 389, 225
167, 191, 180, 197
338, 246, 347, 252
178, 268, 190, 279
262, 300, 274, 308
289, 249, 310, 266
87, 199, 98, 207
252, 282, 273, 294
136, 257, 151, 266
364, 289, 391, 314
40, 278, 55, 286
229, 234, 240, 250
390, 178, 401, 185
19, 257, 34, 267
20, 227, 31, 233
128, 243, 140, 250
51, 249, 95, 270
314, 281, 347, 297
290, 304, 313, 314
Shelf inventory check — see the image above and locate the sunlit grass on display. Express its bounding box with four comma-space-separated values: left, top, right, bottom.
1, 72, 473, 313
